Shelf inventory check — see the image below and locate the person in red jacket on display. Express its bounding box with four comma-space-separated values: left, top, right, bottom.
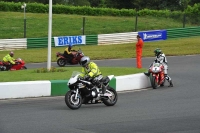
136, 34, 144, 68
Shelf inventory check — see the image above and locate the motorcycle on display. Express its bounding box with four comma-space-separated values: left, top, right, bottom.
149, 63, 165, 89
56, 48, 84, 67
65, 71, 118, 110
0, 58, 27, 71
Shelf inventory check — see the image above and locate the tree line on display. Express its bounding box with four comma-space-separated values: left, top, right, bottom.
1, 0, 199, 11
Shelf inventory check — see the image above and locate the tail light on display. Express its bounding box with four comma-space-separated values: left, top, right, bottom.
56, 52, 60, 57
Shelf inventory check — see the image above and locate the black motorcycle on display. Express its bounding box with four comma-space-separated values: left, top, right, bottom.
65, 71, 118, 110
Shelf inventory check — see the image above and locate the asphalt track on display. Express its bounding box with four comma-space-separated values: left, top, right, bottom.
0, 55, 200, 133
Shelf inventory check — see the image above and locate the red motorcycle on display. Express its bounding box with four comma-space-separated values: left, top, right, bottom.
56, 48, 84, 67
0, 58, 27, 71
149, 63, 165, 89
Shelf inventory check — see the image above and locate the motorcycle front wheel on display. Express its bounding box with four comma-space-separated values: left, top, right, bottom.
65, 91, 82, 110
150, 73, 158, 89
102, 86, 118, 106
57, 58, 66, 67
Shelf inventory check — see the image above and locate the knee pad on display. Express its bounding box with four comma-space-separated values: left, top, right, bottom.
164, 74, 169, 81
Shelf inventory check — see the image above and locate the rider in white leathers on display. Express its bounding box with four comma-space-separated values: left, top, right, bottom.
144, 48, 173, 87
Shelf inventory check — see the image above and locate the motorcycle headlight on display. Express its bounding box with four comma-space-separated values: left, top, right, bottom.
151, 67, 161, 73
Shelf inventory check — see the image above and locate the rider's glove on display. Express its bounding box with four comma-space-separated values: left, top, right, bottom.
79, 76, 84, 80
84, 75, 90, 80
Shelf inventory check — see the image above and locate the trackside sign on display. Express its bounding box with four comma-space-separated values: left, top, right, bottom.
54, 36, 86, 46
138, 30, 167, 42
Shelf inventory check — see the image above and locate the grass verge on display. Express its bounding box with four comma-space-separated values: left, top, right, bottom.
0, 67, 146, 82
0, 36, 199, 63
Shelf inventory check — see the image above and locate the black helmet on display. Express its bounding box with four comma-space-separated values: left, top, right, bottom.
68, 45, 72, 48
137, 34, 141, 38
154, 48, 162, 56
80, 56, 90, 67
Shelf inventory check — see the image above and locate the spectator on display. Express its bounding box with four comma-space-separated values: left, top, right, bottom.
136, 34, 144, 68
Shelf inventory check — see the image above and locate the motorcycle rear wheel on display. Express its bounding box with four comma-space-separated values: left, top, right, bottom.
102, 86, 118, 106
65, 91, 82, 110
57, 58, 66, 67
22, 66, 27, 69
150, 73, 158, 89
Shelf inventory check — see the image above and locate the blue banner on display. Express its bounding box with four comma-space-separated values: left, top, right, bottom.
138, 30, 167, 42
54, 36, 86, 47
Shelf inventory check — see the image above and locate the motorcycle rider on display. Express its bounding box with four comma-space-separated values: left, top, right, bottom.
144, 48, 173, 87
2, 51, 16, 70
63, 44, 75, 63
79, 56, 107, 96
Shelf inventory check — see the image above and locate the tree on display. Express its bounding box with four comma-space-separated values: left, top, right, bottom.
68, 0, 90, 6
106, 0, 134, 9
87, 0, 107, 7
179, 0, 191, 11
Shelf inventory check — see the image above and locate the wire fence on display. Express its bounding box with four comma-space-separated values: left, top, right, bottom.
0, 12, 199, 39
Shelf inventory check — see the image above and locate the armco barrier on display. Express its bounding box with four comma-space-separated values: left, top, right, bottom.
86, 35, 98, 45
1, 26, 200, 50
0, 74, 150, 99
98, 32, 138, 45
0, 38, 27, 51
167, 26, 200, 39
27, 37, 55, 49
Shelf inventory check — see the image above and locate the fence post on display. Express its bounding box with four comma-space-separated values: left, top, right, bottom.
82, 17, 85, 35
183, 13, 186, 28
24, 19, 26, 38
135, 11, 138, 32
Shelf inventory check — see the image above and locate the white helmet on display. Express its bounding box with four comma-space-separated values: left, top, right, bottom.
9, 51, 14, 57
80, 56, 90, 67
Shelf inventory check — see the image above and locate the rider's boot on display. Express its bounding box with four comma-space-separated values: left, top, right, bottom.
100, 84, 107, 96
85, 93, 91, 97
67, 58, 72, 64
165, 74, 173, 87
168, 80, 173, 87
144, 70, 150, 76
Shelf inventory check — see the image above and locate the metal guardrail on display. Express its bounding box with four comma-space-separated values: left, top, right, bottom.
0, 38, 27, 51
98, 32, 138, 45
167, 26, 200, 39
0, 27, 199, 50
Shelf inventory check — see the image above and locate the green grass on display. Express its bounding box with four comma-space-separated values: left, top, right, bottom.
0, 11, 198, 39
0, 36, 199, 82
0, 12, 199, 82
0, 67, 146, 82
0, 36, 199, 63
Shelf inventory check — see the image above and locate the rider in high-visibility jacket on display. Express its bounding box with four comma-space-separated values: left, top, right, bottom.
79, 56, 106, 96
2, 51, 16, 70
3, 51, 15, 65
